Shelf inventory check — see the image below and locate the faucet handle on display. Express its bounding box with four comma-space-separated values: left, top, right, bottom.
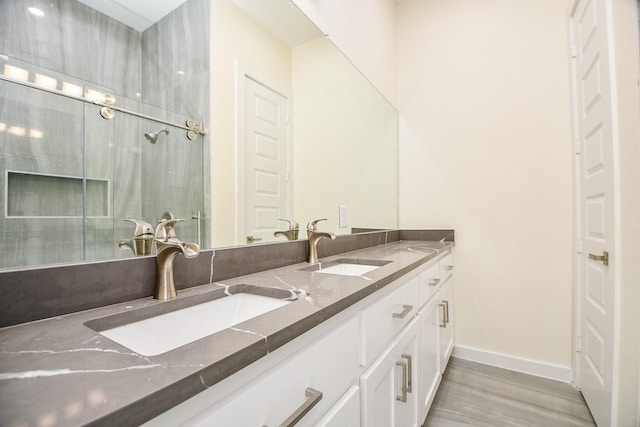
307, 218, 327, 231
155, 218, 185, 240
124, 219, 154, 238
279, 218, 299, 230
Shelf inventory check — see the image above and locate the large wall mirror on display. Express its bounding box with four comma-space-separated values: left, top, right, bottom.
0, 0, 398, 270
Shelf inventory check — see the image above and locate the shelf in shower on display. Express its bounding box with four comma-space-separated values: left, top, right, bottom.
6, 171, 109, 217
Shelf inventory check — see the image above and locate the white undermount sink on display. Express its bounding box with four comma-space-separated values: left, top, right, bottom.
85, 286, 294, 356
300, 258, 392, 277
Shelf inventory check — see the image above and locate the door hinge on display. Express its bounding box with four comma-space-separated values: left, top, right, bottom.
570, 43, 577, 59
576, 236, 583, 254
574, 138, 581, 154
576, 335, 582, 352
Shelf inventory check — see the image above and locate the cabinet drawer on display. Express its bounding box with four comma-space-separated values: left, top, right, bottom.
188, 317, 359, 427
314, 385, 360, 427
359, 275, 419, 366
439, 250, 454, 283
418, 261, 440, 307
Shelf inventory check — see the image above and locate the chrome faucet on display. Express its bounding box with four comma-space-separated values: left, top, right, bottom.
307, 219, 336, 264
274, 218, 300, 241
154, 219, 200, 300
118, 219, 154, 256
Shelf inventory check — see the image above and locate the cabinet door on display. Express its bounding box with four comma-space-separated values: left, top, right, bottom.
417, 296, 441, 423
314, 385, 360, 427
360, 319, 419, 427
439, 279, 454, 372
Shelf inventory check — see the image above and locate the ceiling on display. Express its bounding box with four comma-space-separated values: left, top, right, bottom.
77, 0, 189, 32
232, 0, 321, 47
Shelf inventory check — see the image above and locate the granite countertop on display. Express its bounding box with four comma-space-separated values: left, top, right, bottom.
0, 240, 453, 427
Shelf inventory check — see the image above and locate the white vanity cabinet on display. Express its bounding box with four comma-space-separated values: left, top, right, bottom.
417, 295, 441, 422
359, 275, 420, 366
416, 248, 455, 423
145, 316, 360, 427
145, 246, 454, 427
193, 317, 359, 427
438, 278, 454, 372
360, 318, 419, 427
314, 385, 360, 427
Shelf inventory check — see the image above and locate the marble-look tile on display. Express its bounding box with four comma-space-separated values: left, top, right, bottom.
0, 0, 141, 98
400, 229, 455, 242
425, 358, 596, 427
0, 231, 438, 326
141, 0, 210, 120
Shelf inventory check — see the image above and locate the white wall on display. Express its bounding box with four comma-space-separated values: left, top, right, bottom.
610, 0, 640, 423
396, 0, 575, 370
210, 0, 292, 247
292, 38, 398, 235
292, 0, 397, 106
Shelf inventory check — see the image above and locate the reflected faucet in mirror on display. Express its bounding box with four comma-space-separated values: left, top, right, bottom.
154, 219, 200, 300
118, 219, 154, 256
274, 219, 300, 241
307, 219, 336, 264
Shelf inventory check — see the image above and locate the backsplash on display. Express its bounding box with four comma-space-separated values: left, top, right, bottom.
0, 229, 453, 328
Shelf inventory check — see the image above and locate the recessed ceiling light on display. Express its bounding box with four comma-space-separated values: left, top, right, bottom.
28, 7, 45, 17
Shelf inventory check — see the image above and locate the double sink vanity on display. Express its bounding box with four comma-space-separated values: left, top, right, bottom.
0, 230, 455, 427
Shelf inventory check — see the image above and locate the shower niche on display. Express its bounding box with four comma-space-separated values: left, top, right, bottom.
7, 172, 109, 217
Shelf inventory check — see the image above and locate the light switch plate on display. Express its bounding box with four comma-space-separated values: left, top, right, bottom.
339, 205, 348, 228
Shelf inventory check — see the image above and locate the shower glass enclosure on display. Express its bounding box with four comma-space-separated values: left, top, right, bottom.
0, 60, 205, 269
0, 0, 210, 270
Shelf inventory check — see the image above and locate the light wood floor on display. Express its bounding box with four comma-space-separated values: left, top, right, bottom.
423, 357, 596, 427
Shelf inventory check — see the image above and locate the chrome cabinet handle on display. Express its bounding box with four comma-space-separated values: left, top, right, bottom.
442, 300, 449, 325
269, 387, 322, 427
445, 265, 454, 271
428, 278, 440, 287
402, 353, 413, 393
396, 361, 408, 402
439, 302, 447, 328
588, 251, 609, 266
392, 304, 413, 319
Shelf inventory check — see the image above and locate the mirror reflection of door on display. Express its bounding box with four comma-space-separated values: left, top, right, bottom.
242, 75, 291, 244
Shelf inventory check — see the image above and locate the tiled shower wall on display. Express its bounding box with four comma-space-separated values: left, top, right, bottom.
0, 0, 209, 269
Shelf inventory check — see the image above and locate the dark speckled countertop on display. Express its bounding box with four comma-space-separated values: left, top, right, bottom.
0, 240, 452, 427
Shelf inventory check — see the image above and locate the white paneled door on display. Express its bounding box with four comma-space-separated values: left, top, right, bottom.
242, 75, 290, 244
570, 0, 616, 425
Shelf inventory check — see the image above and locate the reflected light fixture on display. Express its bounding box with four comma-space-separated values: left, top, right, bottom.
28, 7, 45, 17
35, 73, 57, 90
0, 122, 6, 132
29, 129, 44, 139
3, 64, 29, 81
85, 89, 106, 102
8, 126, 26, 137
62, 82, 83, 97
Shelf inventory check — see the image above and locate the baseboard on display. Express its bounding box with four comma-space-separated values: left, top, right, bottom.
452, 345, 573, 383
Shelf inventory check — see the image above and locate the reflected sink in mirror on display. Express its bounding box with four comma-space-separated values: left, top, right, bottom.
300, 258, 392, 277
84, 285, 296, 356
